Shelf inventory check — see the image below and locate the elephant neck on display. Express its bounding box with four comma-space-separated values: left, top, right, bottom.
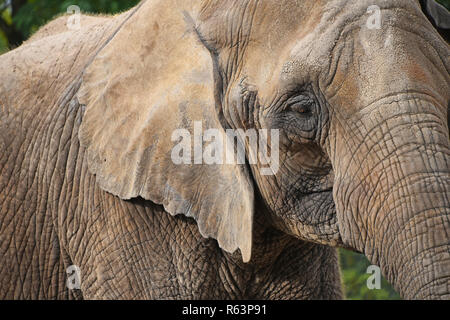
220, 216, 342, 299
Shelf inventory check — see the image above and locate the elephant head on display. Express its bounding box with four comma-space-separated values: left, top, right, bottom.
77, 0, 449, 299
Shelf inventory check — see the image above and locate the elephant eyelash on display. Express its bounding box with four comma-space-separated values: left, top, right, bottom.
286, 96, 316, 117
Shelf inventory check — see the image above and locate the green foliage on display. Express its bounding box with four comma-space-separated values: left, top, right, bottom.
438, 0, 450, 10
339, 249, 401, 300
0, 0, 139, 52
13, 0, 139, 38
0, 24, 7, 54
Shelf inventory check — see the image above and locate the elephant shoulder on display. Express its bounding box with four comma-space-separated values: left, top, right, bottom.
25, 13, 112, 45
0, 12, 127, 114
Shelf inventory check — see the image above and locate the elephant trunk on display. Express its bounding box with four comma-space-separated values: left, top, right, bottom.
387, 199, 449, 299
332, 98, 450, 299
375, 177, 450, 299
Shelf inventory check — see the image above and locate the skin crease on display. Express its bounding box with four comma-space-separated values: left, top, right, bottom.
0, 0, 448, 300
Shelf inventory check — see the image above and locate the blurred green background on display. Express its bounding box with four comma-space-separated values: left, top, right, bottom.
0, 0, 447, 300
339, 249, 400, 300
0, 0, 140, 53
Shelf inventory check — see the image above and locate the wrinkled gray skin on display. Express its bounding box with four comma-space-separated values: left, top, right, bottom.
0, 0, 449, 299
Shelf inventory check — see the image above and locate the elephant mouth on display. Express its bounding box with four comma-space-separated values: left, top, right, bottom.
316, 187, 333, 194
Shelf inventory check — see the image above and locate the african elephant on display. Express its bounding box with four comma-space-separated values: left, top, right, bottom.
0, 0, 448, 300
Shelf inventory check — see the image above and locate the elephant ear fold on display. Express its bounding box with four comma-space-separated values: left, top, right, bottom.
420, 0, 450, 42
77, 1, 254, 262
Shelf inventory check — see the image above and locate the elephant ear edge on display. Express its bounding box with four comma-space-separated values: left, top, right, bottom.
420, 0, 450, 42
76, 0, 254, 262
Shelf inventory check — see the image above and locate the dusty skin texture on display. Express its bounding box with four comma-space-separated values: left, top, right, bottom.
0, 0, 449, 299
25, 14, 111, 44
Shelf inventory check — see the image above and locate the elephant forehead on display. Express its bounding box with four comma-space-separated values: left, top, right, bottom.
281, 0, 423, 77
277, 0, 446, 108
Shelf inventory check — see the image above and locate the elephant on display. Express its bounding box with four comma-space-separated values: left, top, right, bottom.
0, 0, 449, 300
420, 0, 450, 43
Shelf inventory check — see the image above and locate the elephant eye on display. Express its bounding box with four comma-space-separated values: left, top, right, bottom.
287, 96, 315, 117
291, 104, 312, 115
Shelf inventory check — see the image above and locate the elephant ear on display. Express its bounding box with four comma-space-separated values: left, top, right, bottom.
420, 0, 450, 42
77, 1, 254, 262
